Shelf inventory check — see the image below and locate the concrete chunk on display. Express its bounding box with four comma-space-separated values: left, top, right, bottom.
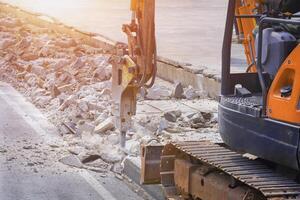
184, 85, 201, 100
50, 85, 61, 98
58, 95, 77, 111
94, 117, 115, 134
146, 85, 172, 100
78, 122, 95, 134
164, 112, 177, 122
172, 82, 184, 99
58, 83, 74, 93
59, 154, 83, 168
164, 110, 182, 122
78, 101, 89, 112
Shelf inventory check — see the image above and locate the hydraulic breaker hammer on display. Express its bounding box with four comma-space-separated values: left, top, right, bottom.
111, 0, 157, 147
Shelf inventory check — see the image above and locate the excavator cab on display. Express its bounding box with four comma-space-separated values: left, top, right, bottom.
219, 0, 300, 170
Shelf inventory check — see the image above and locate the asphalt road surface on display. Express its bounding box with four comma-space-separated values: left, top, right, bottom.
0, 82, 146, 200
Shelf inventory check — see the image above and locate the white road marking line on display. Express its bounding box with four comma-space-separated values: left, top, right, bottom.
79, 170, 117, 200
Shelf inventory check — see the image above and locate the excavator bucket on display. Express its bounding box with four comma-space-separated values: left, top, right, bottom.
140, 144, 163, 184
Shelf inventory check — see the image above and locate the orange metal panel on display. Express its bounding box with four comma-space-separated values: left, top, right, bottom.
267, 45, 300, 124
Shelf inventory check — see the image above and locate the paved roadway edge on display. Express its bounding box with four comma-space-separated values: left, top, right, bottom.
0, 82, 118, 200
123, 157, 164, 200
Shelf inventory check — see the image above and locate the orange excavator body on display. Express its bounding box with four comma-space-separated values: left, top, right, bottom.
139, 0, 300, 199
267, 44, 300, 124
235, 0, 258, 72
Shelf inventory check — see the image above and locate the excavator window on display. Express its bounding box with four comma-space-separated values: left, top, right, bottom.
280, 0, 300, 14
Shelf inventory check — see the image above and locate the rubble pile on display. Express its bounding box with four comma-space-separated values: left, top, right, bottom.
0, 13, 122, 169
0, 13, 219, 174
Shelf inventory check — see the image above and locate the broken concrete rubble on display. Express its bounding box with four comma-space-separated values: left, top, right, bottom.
59, 95, 77, 111
50, 85, 60, 98
78, 152, 101, 164
100, 151, 123, 163
157, 119, 169, 133
0, 12, 220, 184
164, 110, 182, 122
107, 133, 119, 145
77, 121, 95, 135
172, 82, 184, 99
78, 100, 89, 112
164, 112, 177, 122
93, 65, 112, 81
127, 140, 140, 155
146, 85, 172, 100
59, 154, 83, 168
191, 113, 206, 124
184, 85, 202, 100
94, 117, 115, 134
67, 146, 85, 155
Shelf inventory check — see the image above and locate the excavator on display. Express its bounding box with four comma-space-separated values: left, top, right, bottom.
112, 0, 300, 199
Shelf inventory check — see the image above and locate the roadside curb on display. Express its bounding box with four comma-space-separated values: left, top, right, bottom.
0, 2, 221, 99
157, 57, 221, 99
123, 157, 164, 200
